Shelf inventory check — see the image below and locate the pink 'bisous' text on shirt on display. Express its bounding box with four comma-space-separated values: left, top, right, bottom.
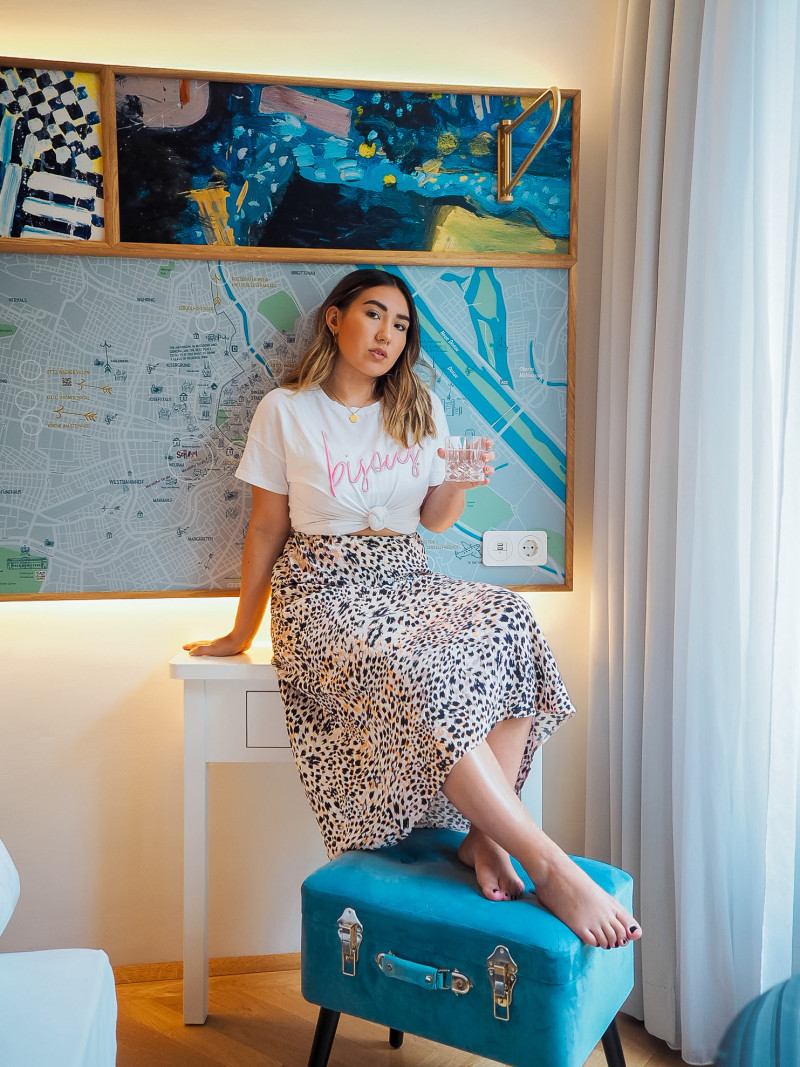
322, 430, 423, 496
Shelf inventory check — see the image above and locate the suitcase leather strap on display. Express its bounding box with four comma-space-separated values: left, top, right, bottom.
375, 951, 472, 994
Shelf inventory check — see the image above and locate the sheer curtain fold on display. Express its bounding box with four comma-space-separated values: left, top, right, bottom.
589, 0, 800, 1061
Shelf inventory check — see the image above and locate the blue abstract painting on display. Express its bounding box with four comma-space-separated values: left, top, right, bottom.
115, 77, 573, 255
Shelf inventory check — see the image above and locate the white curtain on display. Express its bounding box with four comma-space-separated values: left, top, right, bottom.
588, 0, 800, 1062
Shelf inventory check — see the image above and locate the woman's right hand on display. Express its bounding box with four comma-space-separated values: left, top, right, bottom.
183, 486, 290, 660
183, 634, 250, 658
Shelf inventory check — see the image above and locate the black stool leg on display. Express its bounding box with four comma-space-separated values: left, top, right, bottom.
307, 1007, 341, 1067
389, 1028, 404, 1048
600, 1018, 627, 1067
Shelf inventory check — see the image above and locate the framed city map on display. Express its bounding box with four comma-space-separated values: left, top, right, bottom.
0, 59, 577, 597
0, 257, 572, 596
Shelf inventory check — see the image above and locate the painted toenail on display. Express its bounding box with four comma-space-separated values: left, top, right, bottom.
629, 924, 638, 933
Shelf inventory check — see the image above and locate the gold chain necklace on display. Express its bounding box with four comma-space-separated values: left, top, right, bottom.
328, 387, 374, 424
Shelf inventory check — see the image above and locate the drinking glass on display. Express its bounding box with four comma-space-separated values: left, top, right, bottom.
443, 435, 485, 482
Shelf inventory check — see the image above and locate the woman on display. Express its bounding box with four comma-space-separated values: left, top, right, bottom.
185, 269, 641, 949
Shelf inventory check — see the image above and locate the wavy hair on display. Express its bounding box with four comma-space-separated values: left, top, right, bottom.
281, 269, 436, 448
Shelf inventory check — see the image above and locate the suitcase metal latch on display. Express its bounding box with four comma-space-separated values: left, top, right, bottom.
487, 945, 518, 1021
337, 907, 363, 976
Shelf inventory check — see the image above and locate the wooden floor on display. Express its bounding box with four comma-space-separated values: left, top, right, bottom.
115, 965, 686, 1067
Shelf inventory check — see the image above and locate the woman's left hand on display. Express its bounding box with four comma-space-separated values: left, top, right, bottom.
437, 437, 495, 487
420, 439, 495, 532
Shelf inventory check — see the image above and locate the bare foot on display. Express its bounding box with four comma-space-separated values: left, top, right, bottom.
458, 828, 526, 902
532, 850, 642, 949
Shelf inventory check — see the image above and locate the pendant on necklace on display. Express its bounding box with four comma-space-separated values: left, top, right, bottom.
349, 413, 359, 423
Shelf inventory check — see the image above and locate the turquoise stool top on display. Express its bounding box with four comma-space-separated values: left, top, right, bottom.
302, 828, 634, 1067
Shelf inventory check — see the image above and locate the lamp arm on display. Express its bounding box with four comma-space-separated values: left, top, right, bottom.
496, 87, 562, 204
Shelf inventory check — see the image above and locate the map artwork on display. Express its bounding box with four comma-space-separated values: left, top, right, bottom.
0, 257, 568, 596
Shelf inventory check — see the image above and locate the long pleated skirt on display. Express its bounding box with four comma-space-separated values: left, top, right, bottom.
270, 531, 575, 858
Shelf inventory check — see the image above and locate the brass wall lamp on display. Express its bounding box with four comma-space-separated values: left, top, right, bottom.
496, 87, 562, 203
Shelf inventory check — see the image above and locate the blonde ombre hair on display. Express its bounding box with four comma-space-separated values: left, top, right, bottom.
281, 269, 436, 448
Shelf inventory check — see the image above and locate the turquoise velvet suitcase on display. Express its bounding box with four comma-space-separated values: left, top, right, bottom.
301, 828, 634, 1067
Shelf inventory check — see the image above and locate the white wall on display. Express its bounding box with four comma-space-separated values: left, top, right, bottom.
0, 0, 617, 964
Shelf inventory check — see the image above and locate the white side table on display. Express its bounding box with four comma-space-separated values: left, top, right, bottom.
169, 645, 290, 1024
170, 644, 542, 1025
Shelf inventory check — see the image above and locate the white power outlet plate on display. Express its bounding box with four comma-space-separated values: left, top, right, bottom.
482, 530, 548, 567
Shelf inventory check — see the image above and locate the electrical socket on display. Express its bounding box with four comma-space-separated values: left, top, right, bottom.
481, 530, 548, 567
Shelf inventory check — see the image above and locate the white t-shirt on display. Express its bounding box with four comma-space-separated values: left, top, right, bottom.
235, 385, 449, 534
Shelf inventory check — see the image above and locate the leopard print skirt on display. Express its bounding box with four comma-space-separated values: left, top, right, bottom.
270, 531, 575, 858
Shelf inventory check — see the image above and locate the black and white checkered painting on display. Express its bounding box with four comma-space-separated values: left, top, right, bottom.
0, 68, 104, 240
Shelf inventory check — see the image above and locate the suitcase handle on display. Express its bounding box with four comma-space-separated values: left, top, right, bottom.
375, 952, 472, 994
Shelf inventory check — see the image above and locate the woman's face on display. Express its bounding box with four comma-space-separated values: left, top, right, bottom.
325, 285, 410, 384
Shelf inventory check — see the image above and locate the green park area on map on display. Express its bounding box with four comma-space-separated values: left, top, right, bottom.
0, 548, 47, 594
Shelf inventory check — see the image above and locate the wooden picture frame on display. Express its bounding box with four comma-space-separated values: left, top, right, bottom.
1, 60, 579, 267
0, 59, 576, 600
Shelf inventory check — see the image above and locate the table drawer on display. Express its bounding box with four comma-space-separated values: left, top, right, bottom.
246, 690, 290, 748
